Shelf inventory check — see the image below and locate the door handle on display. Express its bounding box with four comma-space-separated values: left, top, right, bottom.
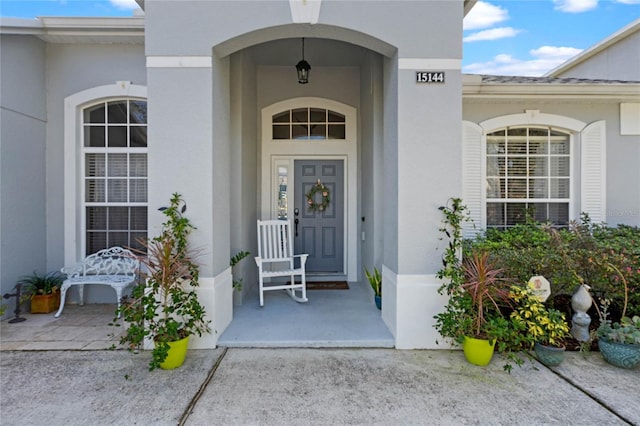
294, 218, 299, 237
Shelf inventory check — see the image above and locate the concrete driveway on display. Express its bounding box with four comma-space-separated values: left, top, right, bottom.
1, 348, 638, 425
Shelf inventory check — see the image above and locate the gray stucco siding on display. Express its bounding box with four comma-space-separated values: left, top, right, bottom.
257, 66, 360, 111
0, 35, 47, 298
320, 0, 463, 58
144, 0, 292, 56
146, 66, 217, 277
144, 0, 463, 60
396, 69, 462, 274
1, 35, 47, 120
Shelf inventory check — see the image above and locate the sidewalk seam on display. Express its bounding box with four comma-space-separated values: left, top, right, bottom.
178, 347, 229, 426
545, 364, 634, 425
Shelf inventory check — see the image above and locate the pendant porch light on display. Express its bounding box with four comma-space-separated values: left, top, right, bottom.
295, 38, 311, 84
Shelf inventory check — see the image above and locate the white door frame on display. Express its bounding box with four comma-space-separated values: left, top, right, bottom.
260, 97, 358, 281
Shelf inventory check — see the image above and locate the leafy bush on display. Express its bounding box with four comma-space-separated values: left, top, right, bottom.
467, 215, 640, 318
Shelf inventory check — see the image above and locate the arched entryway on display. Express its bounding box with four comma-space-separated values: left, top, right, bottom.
225, 35, 387, 313
219, 34, 392, 345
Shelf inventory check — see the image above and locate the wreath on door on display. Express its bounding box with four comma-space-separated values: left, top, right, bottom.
306, 179, 331, 211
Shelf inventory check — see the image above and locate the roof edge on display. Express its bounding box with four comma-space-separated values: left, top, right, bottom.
0, 16, 145, 43
463, 75, 640, 99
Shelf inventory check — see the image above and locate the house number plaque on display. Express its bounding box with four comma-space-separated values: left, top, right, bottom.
416, 71, 445, 84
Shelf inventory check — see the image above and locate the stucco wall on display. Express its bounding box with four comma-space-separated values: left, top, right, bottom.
257, 66, 360, 111
360, 52, 385, 280
144, 1, 461, 58
463, 100, 640, 227
0, 35, 47, 303
230, 50, 259, 303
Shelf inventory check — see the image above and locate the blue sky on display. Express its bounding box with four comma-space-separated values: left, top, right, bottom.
1, 0, 639, 76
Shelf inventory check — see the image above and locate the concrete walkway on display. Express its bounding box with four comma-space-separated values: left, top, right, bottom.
1, 348, 638, 425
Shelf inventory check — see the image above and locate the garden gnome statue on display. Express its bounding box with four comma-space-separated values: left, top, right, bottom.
571, 284, 592, 342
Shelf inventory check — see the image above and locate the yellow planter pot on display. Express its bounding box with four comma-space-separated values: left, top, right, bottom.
462, 336, 496, 366
31, 292, 60, 314
159, 336, 190, 370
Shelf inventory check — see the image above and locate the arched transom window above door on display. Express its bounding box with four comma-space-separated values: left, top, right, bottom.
272, 108, 346, 140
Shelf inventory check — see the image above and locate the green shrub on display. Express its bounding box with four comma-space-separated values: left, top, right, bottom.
466, 215, 639, 318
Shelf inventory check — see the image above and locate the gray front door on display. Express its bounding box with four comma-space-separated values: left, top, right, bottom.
294, 160, 344, 273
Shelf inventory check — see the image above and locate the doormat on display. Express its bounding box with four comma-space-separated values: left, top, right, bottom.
287, 281, 349, 290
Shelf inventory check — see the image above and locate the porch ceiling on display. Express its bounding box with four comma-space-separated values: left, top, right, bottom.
248, 37, 368, 67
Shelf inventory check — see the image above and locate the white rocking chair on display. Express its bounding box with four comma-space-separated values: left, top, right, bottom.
255, 219, 309, 307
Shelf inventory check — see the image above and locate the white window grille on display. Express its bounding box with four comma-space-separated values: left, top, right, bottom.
82, 99, 148, 254
485, 127, 571, 229
272, 108, 346, 140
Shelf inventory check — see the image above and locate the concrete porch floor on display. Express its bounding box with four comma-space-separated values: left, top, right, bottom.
0, 281, 394, 350
218, 280, 395, 347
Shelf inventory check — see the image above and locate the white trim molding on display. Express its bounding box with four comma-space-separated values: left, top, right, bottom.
480, 110, 586, 133
146, 56, 213, 68
289, 0, 322, 24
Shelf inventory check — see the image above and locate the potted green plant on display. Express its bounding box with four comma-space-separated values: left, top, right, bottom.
364, 267, 382, 309
593, 261, 640, 369
231, 250, 251, 306
19, 271, 66, 314
117, 193, 211, 371
434, 198, 512, 367
596, 298, 640, 369
509, 283, 570, 367
230, 251, 251, 290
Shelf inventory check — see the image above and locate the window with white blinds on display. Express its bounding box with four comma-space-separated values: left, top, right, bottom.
82, 99, 147, 255
486, 127, 570, 229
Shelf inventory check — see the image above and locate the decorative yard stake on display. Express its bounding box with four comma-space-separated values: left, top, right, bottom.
2, 283, 27, 323
571, 284, 592, 342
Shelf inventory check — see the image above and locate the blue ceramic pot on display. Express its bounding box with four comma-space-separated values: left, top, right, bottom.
598, 337, 640, 369
534, 342, 565, 367
374, 295, 381, 310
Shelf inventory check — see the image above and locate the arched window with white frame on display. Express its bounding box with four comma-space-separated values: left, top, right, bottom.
462, 112, 605, 237
64, 83, 148, 263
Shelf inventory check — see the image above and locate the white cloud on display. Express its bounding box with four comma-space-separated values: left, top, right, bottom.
464, 27, 521, 42
463, 46, 583, 76
530, 46, 583, 59
553, 0, 598, 13
464, 1, 510, 30
110, 0, 140, 10
614, 0, 640, 3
